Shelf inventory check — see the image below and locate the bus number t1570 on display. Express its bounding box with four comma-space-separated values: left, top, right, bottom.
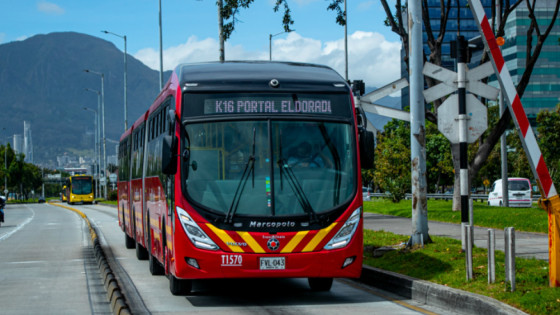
221, 254, 242, 267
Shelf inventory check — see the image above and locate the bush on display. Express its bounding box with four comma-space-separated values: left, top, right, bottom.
108, 189, 118, 201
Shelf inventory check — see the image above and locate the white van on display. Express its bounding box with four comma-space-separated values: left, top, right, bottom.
487, 178, 532, 207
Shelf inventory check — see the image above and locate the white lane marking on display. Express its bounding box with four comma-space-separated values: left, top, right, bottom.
5, 259, 85, 264
0, 205, 35, 242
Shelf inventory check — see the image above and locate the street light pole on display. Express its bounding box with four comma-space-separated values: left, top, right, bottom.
2, 128, 7, 196
102, 30, 128, 131
84, 69, 107, 199
344, 0, 348, 81
83, 107, 98, 199
269, 30, 292, 61
85, 88, 101, 199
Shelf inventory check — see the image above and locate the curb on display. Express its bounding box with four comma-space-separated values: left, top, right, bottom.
360, 265, 527, 315
50, 203, 131, 315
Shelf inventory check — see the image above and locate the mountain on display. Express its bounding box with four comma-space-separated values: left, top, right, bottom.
0, 32, 171, 166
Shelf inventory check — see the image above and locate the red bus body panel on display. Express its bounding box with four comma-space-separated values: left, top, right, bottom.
118, 129, 132, 234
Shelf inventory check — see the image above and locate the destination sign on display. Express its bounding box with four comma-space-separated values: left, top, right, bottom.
205, 99, 333, 115
183, 93, 352, 119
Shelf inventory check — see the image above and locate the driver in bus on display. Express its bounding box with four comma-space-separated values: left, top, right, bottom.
288, 141, 326, 168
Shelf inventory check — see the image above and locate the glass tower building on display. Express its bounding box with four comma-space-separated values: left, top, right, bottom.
499, 0, 560, 121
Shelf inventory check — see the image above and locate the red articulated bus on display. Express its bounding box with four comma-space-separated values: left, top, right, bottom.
118, 61, 374, 295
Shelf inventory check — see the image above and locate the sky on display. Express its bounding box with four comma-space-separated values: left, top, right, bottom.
0, 0, 402, 88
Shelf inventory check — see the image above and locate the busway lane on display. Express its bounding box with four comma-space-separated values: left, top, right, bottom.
73, 203, 453, 315
0, 203, 111, 314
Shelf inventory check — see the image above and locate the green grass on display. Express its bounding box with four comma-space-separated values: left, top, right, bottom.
364, 199, 548, 233
363, 230, 559, 315
98, 199, 117, 205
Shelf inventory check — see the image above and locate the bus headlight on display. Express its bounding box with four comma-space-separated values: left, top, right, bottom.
324, 207, 361, 250
176, 206, 219, 251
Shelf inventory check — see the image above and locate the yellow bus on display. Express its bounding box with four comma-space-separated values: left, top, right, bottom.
61, 185, 68, 202
66, 175, 94, 204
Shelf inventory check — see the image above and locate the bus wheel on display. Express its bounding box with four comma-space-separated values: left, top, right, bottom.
169, 274, 191, 295
149, 251, 165, 275
135, 242, 149, 260
125, 233, 135, 249
308, 278, 333, 292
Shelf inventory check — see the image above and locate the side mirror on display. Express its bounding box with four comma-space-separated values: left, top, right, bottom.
162, 134, 177, 175
162, 109, 178, 175
355, 107, 374, 169
167, 109, 176, 135
359, 129, 375, 169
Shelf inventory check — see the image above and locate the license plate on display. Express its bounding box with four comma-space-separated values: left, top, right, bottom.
260, 257, 285, 270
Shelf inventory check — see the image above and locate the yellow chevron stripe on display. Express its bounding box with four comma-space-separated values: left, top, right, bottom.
302, 222, 338, 252
206, 224, 244, 253
281, 231, 309, 253
166, 226, 173, 251
237, 232, 265, 253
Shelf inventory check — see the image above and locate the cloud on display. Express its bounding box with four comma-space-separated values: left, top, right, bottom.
134, 31, 401, 88
0, 33, 5, 44
37, 1, 65, 15
358, 1, 376, 11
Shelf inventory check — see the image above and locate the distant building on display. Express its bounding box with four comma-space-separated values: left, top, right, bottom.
63, 167, 88, 175
496, 0, 560, 122
23, 121, 33, 163
13, 134, 23, 154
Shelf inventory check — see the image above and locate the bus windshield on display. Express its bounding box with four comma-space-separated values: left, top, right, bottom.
184, 120, 356, 218
72, 178, 93, 195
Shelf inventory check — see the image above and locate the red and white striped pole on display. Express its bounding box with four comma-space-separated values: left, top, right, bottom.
467, 0, 560, 287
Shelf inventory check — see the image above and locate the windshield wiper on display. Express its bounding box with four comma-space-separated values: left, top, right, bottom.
225, 128, 256, 224
277, 158, 318, 224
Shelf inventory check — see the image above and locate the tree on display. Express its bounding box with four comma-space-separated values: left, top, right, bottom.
107, 163, 118, 174
536, 104, 560, 186
425, 121, 453, 192
380, 0, 560, 209
219, 1, 345, 41
0, 144, 14, 192
373, 120, 411, 202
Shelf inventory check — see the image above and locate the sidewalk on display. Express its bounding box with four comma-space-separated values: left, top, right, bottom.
363, 212, 549, 261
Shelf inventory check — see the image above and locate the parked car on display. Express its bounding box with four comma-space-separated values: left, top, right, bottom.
487, 178, 532, 207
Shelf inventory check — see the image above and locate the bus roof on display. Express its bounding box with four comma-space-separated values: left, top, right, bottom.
132, 111, 149, 129
174, 61, 349, 92
120, 127, 132, 141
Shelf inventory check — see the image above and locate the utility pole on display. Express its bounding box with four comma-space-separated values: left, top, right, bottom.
456, 35, 470, 248
218, 0, 225, 62
408, 0, 430, 246
159, 0, 164, 90
495, 0, 509, 207
344, 0, 348, 81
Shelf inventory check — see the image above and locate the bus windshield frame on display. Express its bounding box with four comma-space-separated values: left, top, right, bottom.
181, 92, 357, 230
71, 177, 93, 195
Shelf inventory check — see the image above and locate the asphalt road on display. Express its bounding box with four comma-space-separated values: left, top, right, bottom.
363, 211, 549, 261
69, 203, 453, 315
0, 203, 111, 314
